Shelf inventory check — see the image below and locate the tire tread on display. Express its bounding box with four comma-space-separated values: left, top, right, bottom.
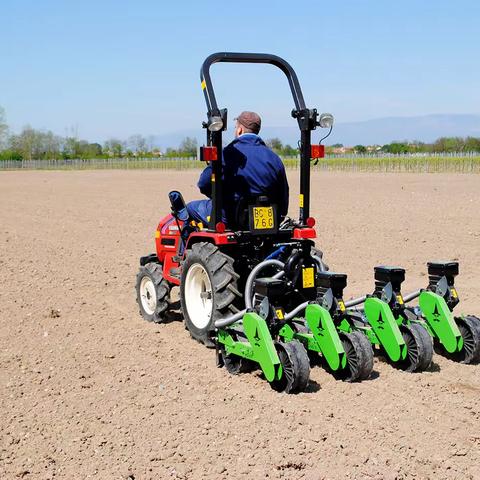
180, 242, 242, 346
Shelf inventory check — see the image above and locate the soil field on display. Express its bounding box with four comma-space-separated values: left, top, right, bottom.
1, 170, 479, 480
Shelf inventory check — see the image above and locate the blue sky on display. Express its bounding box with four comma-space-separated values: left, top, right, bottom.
1, 0, 479, 142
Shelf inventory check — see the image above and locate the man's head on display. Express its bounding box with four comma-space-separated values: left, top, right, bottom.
234, 111, 261, 138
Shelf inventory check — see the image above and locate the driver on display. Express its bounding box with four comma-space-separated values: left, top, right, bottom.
187, 111, 289, 228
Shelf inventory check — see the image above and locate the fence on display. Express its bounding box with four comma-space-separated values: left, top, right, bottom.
1, 153, 479, 173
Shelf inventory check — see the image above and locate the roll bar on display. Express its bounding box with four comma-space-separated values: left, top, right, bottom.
200, 52, 307, 114
199, 52, 319, 229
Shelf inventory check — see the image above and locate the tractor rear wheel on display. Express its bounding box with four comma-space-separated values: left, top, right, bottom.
452, 316, 480, 364
335, 331, 374, 382
136, 262, 170, 323
180, 242, 242, 347
398, 323, 433, 372
270, 340, 310, 393
311, 246, 329, 272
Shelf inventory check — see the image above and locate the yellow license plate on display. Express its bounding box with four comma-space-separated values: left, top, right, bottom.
252, 206, 275, 230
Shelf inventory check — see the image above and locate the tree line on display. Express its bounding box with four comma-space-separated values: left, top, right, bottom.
1, 106, 479, 161
267, 137, 480, 155
349, 137, 480, 154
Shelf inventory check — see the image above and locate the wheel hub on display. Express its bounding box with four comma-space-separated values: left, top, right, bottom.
184, 263, 213, 329
140, 276, 157, 315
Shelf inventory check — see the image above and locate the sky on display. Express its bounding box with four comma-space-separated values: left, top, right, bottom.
1, 0, 479, 143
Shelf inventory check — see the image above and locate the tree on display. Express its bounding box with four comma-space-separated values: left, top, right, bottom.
266, 137, 283, 152
165, 147, 178, 157
0, 149, 22, 161
381, 142, 409, 154
281, 144, 298, 156
87, 143, 103, 157
43, 131, 62, 159
9, 126, 38, 160
408, 141, 426, 153
104, 138, 125, 157
465, 136, 480, 152
433, 137, 465, 153
0, 106, 8, 148
8, 126, 62, 160
353, 144, 367, 154
179, 137, 198, 156
128, 134, 147, 154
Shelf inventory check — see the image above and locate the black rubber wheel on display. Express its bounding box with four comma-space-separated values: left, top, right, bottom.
180, 242, 242, 348
397, 323, 433, 372
136, 262, 170, 323
452, 316, 480, 364
291, 320, 322, 366
221, 349, 255, 375
334, 331, 374, 382
311, 246, 329, 272
270, 340, 310, 394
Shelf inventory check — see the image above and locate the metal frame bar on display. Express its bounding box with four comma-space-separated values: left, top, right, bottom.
200, 52, 317, 228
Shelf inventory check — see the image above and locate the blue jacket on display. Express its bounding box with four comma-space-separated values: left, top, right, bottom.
197, 134, 289, 224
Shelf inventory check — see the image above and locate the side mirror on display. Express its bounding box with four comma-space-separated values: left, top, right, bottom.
168, 191, 189, 222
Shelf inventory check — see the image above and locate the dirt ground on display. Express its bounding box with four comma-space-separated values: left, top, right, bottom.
1, 170, 479, 480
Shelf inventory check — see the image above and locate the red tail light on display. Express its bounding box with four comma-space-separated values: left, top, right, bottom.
215, 222, 226, 233
199, 146, 218, 162
293, 228, 316, 239
306, 217, 316, 228
311, 145, 325, 159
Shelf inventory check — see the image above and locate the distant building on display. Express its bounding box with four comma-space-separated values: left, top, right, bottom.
332, 146, 354, 154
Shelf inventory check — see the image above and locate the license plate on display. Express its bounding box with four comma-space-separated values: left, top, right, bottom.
252, 206, 275, 230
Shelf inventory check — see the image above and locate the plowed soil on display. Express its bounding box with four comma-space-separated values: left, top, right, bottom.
1, 170, 479, 480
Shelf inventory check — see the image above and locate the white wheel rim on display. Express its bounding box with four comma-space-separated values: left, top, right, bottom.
140, 276, 157, 316
184, 263, 213, 329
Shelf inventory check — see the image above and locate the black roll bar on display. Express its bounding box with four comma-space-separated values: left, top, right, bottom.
199, 52, 318, 229
200, 52, 307, 114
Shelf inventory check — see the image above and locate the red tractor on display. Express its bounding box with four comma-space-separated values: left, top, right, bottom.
136, 52, 332, 342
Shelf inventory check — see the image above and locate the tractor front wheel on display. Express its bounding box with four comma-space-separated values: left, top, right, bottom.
180, 242, 241, 347
136, 262, 170, 323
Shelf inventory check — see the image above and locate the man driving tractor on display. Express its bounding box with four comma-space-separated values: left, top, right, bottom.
187, 111, 289, 227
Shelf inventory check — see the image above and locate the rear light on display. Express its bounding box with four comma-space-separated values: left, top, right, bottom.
199, 146, 218, 162
311, 144, 325, 159
215, 222, 226, 233
293, 228, 316, 239
306, 217, 316, 228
